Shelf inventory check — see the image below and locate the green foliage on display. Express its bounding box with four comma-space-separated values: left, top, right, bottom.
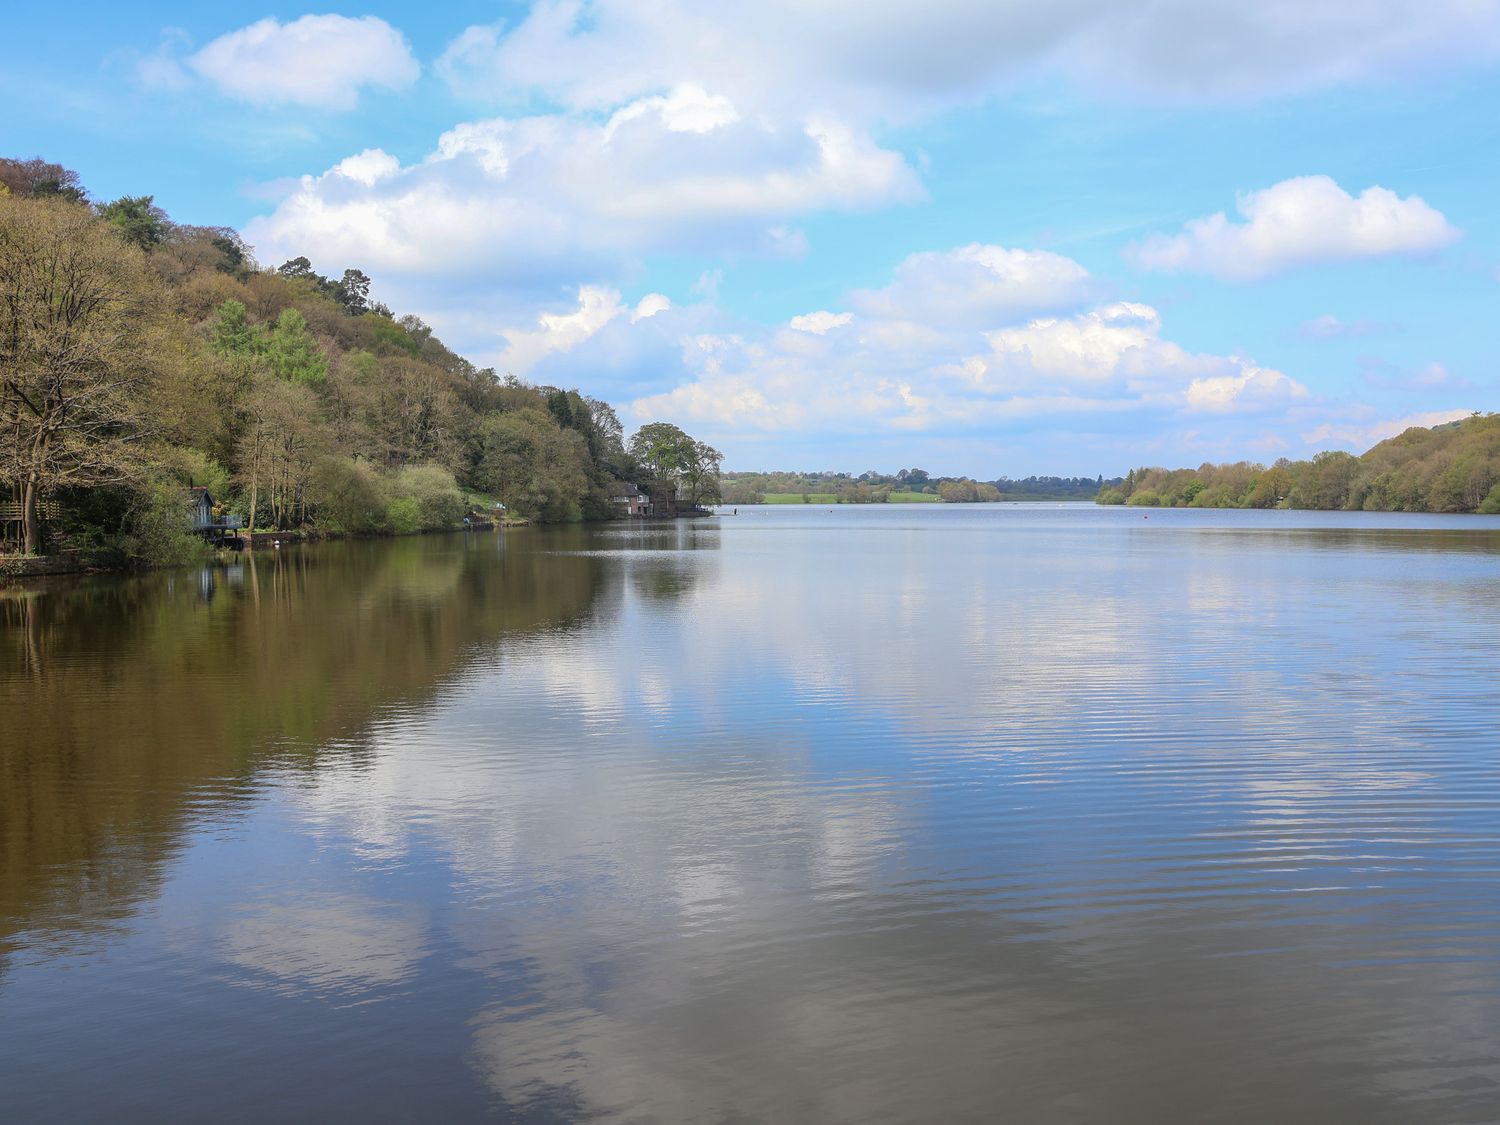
537, 388, 629, 517
343, 349, 379, 381
162, 447, 233, 498
1105, 415, 1500, 513
386, 496, 422, 535
474, 409, 591, 522
388, 464, 466, 530
335, 268, 371, 315
630, 421, 692, 480
209, 300, 262, 356
98, 195, 169, 251
309, 456, 387, 533
210, 233, 247, 273
0, 165, 723, 570
547, 389, 578, 430
277, 256, 317, 281
367, 316, 421, 356
629, 422, 723, 507
1480, 483, 1500, 515
265, 309, 327, 386
719, 479, 765, 504
937, 480, 1003, 502
0, 193, 173, 554
758, 492, 836, 504
723, 470, 1111, 504
48, 484, 135, 566
119, 485, 210, 569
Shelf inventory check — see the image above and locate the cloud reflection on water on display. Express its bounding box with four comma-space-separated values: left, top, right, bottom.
219, 893, 428, 998
282, 510, 1500, 1120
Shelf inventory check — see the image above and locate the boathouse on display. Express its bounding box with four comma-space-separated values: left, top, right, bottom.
646, 484, 678, 518
188, 487, 244, 543
612, 483, 648, 517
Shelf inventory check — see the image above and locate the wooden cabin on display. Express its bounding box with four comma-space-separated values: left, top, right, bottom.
188, 487, 244, 543
0, 495, 60, 554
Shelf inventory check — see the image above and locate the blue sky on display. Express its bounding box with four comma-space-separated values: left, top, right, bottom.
5, 2, 1499, 474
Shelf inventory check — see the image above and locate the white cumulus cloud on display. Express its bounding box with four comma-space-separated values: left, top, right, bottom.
851, 244, 1098, 327
605, 83, 741, 136
436, 1, 1500, 118
1129, 175, 1460, 280
243, 97, 920, 290
186, 15, 419, 110
330, 148, 403, 187
967, 302, 1308, 412
498, 286, 674, 374
1185, 369, 1309, 414
494, 248, 1308, 444
475, 245, 1312, 441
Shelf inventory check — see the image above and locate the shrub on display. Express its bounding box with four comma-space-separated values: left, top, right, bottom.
120, 485, 210, 569
389, 464, 465, 530
311, 456, 387, 533
387, 496, 422, 535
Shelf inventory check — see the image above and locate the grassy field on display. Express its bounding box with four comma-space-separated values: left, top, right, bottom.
755, 491, 944, 504
886, 491, 943, 503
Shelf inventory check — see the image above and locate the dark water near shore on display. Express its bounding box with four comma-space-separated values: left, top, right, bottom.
4, 504, 1500, 1123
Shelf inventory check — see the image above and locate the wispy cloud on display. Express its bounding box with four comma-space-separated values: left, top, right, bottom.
1295, 314, 1389, 341
141, 15, 419, 111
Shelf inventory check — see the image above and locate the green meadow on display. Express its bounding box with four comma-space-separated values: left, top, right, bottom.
755, 491, 944, 504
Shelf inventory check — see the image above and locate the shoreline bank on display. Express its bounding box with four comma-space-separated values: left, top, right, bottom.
0, 517, 536, 583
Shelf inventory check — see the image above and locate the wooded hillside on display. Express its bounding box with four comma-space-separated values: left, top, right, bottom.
0, 156, 717, 565
1100, 414, 1500, 512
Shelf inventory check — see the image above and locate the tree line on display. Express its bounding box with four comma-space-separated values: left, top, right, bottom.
1099, 415, 1500, 512
719, 469, 1112, 504
0, 156, 719, 565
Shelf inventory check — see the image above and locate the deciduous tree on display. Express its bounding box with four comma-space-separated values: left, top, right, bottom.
0, 157, 87, 203
97, 195, 170, 252
0, 198, 173, 552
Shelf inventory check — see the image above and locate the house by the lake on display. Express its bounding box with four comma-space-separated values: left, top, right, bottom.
647, 484, 678, 518
612, 483, 649, 517
611, 482, 715, 519
188, 487, 244, 544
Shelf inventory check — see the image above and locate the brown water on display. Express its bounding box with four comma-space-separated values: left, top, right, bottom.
3, 505, 1500, 1122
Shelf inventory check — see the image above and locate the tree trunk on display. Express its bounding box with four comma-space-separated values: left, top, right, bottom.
247, 468, 259, 535
21, 475, 41, 555
20, 596, 43, 680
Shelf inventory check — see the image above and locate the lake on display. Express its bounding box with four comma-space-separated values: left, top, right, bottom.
3, 504, 1500, 1122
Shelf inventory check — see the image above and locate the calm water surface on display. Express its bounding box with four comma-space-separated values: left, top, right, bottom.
4, 505, 1500, 1122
